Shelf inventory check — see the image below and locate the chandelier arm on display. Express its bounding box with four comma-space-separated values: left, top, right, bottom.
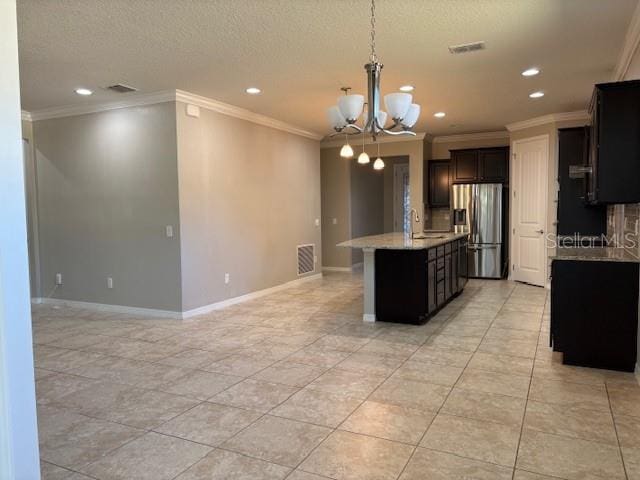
380, 128, 417, 136
328, 125, 364, 137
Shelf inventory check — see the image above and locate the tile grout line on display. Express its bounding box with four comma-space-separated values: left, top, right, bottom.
510, 286, 546, 480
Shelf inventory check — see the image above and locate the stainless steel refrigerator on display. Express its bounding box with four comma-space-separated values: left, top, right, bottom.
452, 183, 504, 279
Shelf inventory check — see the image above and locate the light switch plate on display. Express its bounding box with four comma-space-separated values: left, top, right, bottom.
186, 104, 200, 118
165, 225, 174, 238
315, 218, 320, 227
332, 218, 338, 225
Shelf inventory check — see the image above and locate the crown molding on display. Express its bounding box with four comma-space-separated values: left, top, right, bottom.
320, 132, 426, 149
432, 130, 509, 144
25, 89, 323, 141
27, 90, 177, 121
21, 110, 32, 121
174, 90, 322, 140
505, 110, 590, 132
614, 0, 640, 81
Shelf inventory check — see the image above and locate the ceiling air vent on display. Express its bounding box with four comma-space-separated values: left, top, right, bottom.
448, 41, 486, 54
297, 244, 315, 276
106, 83, 138, 93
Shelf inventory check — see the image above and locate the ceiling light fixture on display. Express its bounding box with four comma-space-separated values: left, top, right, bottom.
75, 88, 93, 96
529, 91, 545, 98
522, 68, 540, 77
340, 134, 354, 158
399, 85, 414, 92
373, 142, 384, 170
326, 0, 420, 170
358, 129, 370, 164
434, 112, 446, 118
246, 87, 261, 95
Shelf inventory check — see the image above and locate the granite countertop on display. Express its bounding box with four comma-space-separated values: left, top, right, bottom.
551, 247, 640, 263
338, 232, 468, 250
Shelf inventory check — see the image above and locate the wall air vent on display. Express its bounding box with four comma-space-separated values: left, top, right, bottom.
297, 244, 315, 275
106, 84, 138, 93
448, 41, 486, 54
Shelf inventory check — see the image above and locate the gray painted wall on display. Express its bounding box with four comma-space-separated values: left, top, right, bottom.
176, 102, 322, 311
32, 102, 183, 311
350, 161, 384, 264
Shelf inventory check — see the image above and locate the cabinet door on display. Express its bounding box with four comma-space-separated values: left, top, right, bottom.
429, 161, 451, 207
444, 253, 452, 299
451, 150, 478, 183
427, 260, 437, 313
451, 247, 458, 294
478, 148, 508, 183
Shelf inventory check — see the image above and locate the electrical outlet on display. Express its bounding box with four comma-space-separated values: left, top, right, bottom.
165, 225, 174, 238
55, 273, 62, 285
315, 218, 320, 227
332, 218, 338, 225
224, 273, 230, 284
107, 277, 113, 289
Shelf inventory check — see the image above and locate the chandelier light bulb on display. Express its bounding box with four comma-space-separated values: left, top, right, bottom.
373, 157, 385, 170
340, 143, 354, 158
358, 151, 370, 164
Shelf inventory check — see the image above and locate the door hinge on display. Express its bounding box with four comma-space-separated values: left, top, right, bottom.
512, 264, 515, 271
512, 228, 515, 235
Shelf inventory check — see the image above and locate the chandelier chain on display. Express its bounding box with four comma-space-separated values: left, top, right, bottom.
369, 0, 377, 63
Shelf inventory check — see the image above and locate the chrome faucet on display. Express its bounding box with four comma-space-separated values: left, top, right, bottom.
410, 208, 420, 238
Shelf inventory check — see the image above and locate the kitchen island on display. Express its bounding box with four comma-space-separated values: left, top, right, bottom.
339, 232, 468, 323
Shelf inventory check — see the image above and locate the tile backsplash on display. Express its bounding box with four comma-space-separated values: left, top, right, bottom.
428, 207, 451, 231
607, 203, 640, 258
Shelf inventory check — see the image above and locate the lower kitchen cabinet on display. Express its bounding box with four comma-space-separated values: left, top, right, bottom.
551, 259, 639, 372
375, 238, 467, 324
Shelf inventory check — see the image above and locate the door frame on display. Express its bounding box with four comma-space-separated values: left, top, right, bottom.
22, 138, 42, 299
509, 134, 549, 287
393, 163, 410, 233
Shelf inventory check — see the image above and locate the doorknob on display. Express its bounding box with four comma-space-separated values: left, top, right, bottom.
536, 229, 544, 234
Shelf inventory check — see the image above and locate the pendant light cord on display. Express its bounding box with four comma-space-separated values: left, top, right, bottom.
369, 0, 377, 63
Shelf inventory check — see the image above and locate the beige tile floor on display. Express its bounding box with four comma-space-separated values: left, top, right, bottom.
33, 272, 640, 480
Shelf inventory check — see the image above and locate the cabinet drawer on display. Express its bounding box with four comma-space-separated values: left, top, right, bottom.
428, 249, 437, 261
436, 268, 445, 281
436, 246, 445, 257
436, 281, 445, 306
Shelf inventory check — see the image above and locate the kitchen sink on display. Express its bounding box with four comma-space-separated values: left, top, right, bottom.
412, 233, 447, 239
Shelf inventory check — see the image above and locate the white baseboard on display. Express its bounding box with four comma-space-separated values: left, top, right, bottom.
322, 264, 362, 273
181, 273, 323, 319
32, 273, 324, 320
31, 297, 182, 319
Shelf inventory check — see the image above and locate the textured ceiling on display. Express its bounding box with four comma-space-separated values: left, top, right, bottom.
17, 0, 637, 136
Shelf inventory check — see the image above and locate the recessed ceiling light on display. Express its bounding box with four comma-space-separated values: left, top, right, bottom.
75, 88, 93, 96
246, 87, 261, 95
434, 112, 446, 118
522, 67, 540, 77
399, 85, 414, 92
529, 91, 545, 98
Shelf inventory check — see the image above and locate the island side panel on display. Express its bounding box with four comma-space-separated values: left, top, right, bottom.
363, 248, 376, 322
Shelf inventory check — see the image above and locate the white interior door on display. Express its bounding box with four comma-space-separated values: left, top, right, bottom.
511, 135, 548, 286
393, 163, 410, 233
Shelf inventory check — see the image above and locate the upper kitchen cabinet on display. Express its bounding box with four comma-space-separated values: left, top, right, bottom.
427, 160, 451, 207
451, 147, 509, 184
586, 80, 640, 204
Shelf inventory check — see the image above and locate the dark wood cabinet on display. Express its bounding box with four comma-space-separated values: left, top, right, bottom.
587, 80, 640, 204
451, 150, 478, 183
375, 239, 468, 324
557, 127, 607, 238
427, 160, 451, 207
551, 259, 639, 372
451, 147, 509, 184
478, 149, 509, 182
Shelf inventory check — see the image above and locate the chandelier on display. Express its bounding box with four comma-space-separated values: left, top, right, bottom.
326, 0, 420, 170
